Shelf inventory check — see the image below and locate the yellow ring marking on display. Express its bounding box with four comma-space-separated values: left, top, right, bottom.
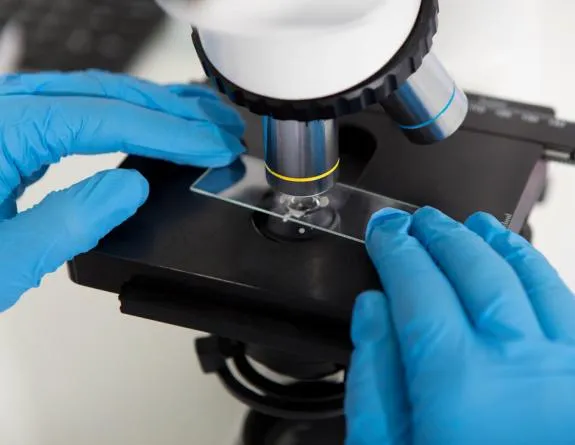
265, 159, 340, 183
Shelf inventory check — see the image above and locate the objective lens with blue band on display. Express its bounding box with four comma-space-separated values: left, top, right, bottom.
382, 52, 469, 144
398, 85, 458, 130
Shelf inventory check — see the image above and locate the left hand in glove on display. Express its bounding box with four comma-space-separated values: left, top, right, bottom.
0, 70, 245, 311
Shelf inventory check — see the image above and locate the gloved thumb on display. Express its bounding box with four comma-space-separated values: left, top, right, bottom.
346, 291, 410, 445
0, 169, 149, 311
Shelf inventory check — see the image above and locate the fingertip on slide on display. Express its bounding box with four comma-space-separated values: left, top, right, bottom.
365, 209, 413, 267
200, 149, 245, 169
195, 96, 245, 132
366, 208, 411, 239
410, 206, 465, 247
195, 130, 246, 168
369, 207, 411, 224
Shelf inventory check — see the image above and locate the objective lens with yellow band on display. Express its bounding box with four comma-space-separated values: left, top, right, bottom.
265, 159, 340, 184
264, 117, 339, 197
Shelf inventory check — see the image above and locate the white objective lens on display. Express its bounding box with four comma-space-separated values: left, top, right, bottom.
155, 0, 391, 36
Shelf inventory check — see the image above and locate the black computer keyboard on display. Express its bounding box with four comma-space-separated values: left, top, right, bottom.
0, 0, 165, 72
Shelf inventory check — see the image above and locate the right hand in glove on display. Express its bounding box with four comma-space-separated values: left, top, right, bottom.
346, 207, 575, 445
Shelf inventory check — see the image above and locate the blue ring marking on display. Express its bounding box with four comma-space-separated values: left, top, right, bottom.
398, 84, 457, 130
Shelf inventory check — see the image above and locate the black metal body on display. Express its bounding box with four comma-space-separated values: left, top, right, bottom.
66, 92, 575, 367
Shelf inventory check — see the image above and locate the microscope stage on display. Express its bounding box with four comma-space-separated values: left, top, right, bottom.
68, 95, 552, 365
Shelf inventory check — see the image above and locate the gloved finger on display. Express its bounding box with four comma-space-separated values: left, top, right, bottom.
411, 207, 543, 340
0, 71, 244, 137
0, 199, 16, 220
0, 95, 245, 204
12, 166, 50, 200
22, 165, 49, 187
0, 166, 50, 221
366, 208, 470, 360
466, 212, 575, 343
346, 291, 410, 445
0, 71, 221, 98
0, 169, 148, 312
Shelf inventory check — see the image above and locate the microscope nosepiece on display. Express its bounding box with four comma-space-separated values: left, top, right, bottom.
382, 52, 468, 144
264, 118, 339, 197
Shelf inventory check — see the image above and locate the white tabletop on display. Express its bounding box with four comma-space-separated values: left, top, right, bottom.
1, 1, 575, 444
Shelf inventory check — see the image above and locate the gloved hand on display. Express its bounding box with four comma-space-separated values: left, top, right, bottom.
346, 206, 575, 445
0, 70, 245, 312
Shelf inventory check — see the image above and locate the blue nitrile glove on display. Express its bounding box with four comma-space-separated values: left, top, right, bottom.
346, 206, 575, 445
0, 70, 245, 311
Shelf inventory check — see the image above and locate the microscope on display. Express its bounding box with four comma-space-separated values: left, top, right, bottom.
176, 0, 468, 242
67, 0, 575, 443
180, 0, 470, 247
